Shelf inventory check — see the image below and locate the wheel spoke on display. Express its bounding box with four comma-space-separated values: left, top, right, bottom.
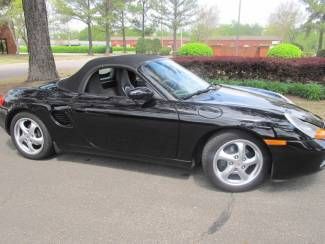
235, 141, 246, 160
237, 168, 249, 181
26, 140, 34, 152
243, 156, 258, 167
18, 135, 26, 143
217, 150, 234, 162
19, 121, 29, 134
29, 122, 37, 136
30, 136, 43, 145
221, 165, 235, 180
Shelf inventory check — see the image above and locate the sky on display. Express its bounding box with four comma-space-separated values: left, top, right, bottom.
199, 0, 305, 26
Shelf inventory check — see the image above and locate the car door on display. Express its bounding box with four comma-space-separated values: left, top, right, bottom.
70, 83, 179, 159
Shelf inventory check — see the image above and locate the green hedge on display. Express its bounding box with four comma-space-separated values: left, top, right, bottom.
267, 43, 303, 58
211, 79, 325, 101
178, 43, 213, 56
317, 49, 325, 57
19, 45, 135, 53
136, 38, 162, 55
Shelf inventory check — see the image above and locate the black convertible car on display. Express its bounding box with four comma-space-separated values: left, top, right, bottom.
0, 55, 324, 192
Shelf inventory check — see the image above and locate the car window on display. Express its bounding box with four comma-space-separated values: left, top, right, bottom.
141, 59, 210, 99
85, 67, 118, 96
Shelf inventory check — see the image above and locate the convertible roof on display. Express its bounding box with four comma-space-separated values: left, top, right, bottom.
58, 55, 161, 92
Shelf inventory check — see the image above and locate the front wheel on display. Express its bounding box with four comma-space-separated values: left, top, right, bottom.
202, 131, 270, 192
10, 112, 54, 160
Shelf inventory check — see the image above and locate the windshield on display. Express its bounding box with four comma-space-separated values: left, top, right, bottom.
141, 59, 210, 99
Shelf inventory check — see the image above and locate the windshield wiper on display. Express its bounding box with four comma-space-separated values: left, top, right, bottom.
182, 85, 216, 100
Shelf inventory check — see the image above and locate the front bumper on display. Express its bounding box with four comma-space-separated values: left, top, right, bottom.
270, 139, 325, 179
0, 106, 8, 131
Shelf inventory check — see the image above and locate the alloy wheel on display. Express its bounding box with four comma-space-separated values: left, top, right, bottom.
213, 139, 263, 186
14, 118, 44, 155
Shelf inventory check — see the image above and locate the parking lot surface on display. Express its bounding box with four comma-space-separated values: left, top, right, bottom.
0, 127, 325, 243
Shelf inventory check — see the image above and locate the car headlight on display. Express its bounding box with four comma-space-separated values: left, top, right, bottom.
285, 114, 325, 140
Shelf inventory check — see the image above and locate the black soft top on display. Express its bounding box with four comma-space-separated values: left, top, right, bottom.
58, 55, 161, 92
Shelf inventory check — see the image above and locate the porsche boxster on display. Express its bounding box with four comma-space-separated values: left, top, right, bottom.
0, 55, 324, 192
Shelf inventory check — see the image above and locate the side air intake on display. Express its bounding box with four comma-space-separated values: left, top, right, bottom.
52, 110, 71, 126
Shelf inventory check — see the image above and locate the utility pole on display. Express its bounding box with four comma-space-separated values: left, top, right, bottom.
235, 0, 242, 56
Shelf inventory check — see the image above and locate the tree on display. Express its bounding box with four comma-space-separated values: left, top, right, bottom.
214, 23, 263, 37
153, 0, 198, 52
129, 0, 155, 38
22, 0, 58, 81
115, 0, 129, 53
96, 0, 116, 53
52, 0, 99, 55
301, 0, 325, 51
264, 1, 302, 42
5, 0, 27, 47
191, 4, 218, 42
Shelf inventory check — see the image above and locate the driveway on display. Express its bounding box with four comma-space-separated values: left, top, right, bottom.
0, 126, 325, 243
0, 58, 93, 81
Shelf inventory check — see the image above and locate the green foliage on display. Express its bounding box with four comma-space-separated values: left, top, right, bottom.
136, 38, 146, 54
211, 79, 325, 101
136, 38, 162, 54
178, 43, 213, 56
159, 47, 171, 56
317, 49, 325, 57
213, 23, 263, 36
267, 43, 303, 58
19, 45, 135, 54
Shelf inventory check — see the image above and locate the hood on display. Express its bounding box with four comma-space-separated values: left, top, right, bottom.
192, 85, 324, 127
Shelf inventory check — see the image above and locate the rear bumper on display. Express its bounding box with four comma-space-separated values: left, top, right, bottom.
0, 106, 8, 131
270, 139, 325, 179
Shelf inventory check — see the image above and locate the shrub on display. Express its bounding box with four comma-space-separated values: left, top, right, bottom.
136, 38, 146, 54
267, 43, 303, 58
173, 56, 325, 84
317, 49, 325, 57
159, 47, 171, 56
136, 38, 162, 55
211, 79, 325, 101
178, 42, 213, 56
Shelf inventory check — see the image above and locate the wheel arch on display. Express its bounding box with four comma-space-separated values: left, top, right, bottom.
192, 127, 273, 167
5, 104, 50, 134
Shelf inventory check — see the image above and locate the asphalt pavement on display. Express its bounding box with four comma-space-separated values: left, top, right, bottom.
0, 126, 325, 243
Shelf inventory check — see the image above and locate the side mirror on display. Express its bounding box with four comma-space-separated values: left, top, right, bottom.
127, 87, 154, 102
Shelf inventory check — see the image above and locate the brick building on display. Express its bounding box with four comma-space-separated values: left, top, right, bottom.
0, 24, 17, 55
110, 36, 281, 57
207, 36, 281, 57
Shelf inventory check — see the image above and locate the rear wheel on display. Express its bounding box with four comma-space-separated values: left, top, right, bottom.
10, 112, 54, 160
202, 131, 270, 192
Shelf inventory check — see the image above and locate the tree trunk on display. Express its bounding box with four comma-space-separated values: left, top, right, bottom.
105, 0, 112, 54
22, 0, 58, 82
172, 1, 177, 54
318, 28, 324, 51
87, 21, 93, 55
122, 11, 126, 53
172, 26, 177, 54
87, 0, 93, 55
142, 0, 145, 38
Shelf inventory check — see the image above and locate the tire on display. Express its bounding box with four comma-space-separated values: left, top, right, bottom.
10, 112, 54, 160
202, 130, 270, 192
